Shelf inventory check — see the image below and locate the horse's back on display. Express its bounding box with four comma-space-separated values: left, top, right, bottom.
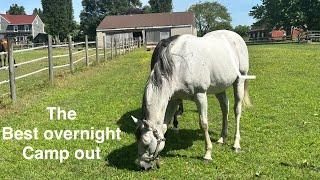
204, 30, 249, 73
170, 33, 241, 94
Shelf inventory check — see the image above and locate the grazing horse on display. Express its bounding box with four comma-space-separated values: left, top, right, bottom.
132, 30, 256, 170
0, 39, 8, 67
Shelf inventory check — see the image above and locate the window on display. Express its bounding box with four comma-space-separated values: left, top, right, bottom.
14, 25, 18, 32
25, 25, 30, 31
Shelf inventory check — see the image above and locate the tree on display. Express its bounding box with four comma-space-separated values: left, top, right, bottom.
188, 1, 232, 37
7, 4, 26, 15
250, 0, 320, 31
142, 5, 152, 14
42, 0, 74, 42
32, 8, 44, 21
234, 25, 250, 38
148, 0, 172, 13
80, 0, 142, 40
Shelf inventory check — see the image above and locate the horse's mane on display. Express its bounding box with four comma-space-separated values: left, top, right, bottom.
150, 35, 179, 87
141, 35, 179, 119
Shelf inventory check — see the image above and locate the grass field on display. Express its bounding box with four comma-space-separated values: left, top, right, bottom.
0, 44, 319, 179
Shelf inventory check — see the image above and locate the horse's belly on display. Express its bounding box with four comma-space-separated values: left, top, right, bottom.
207, 81, 234, 94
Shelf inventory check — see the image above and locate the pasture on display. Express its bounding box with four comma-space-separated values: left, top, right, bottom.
0, 44, 319, 179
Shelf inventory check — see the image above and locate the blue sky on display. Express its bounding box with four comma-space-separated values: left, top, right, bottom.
0, 0, 261, 26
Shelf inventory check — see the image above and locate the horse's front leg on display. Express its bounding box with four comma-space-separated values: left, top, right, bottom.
216, 91, 229, 144
233, 79, 245, 153
195, 93, 212, 161
164, 99, 180, 135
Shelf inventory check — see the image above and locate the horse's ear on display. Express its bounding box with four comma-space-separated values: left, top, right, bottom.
142, 120, 151, 129
131, 116, 140, 124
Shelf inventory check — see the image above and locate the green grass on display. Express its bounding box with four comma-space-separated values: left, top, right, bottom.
0, 44, 320, 179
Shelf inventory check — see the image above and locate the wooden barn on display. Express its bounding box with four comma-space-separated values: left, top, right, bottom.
96, 12, 197, 48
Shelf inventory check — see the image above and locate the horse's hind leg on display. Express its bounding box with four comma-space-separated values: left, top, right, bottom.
216, 91, 229, 144
172, 101, 183, 132
173, 114, 179, 132
195, 93, 212, 161
176, 101, 184, 116
233, 79, 245, 153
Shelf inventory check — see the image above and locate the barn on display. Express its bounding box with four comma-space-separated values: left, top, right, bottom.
96, 12, 197, 48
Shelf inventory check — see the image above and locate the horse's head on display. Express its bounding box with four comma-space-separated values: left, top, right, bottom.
131, 116, 165, 171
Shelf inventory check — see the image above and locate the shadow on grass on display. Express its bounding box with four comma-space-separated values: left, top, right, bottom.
280, 162, 320, 172
106, 108, 209, 171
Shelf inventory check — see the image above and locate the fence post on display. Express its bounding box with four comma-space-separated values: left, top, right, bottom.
114, 38, 117, 57
68, 35, 74, 73
85, 35, 89, 66
8, 39, 16, 102
96, 35, 99, 64
103, 36, 106, 61
124, 37, 126, 54
48, 35, 54, 85
127, 38, 129, 52
132, 38, 134, 51
138, 37, 141, 48
122, 37, 124, 55
110, 35, 113, 59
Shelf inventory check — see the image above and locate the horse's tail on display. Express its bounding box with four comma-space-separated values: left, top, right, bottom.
242, 79, 252, 107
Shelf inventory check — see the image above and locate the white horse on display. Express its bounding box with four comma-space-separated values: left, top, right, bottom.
132, 30, 256, 170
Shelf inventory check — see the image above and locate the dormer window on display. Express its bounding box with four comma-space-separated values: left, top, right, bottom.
14, 25, 18, 32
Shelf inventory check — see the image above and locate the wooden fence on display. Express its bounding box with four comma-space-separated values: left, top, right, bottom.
0, 35, 142, 103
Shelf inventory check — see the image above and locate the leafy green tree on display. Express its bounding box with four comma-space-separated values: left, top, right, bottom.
188, 1, 232, 37
42, 0, 74, 42
250, 0, 320, 30
142, 5, 152, 13
148, 0, 172, 13
80, 0, 142, 40
32, 8, 44, 22
234, 25, 250, 37
7, 4, 26, 15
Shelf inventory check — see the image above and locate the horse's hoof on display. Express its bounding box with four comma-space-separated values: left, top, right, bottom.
217, 137, 226, 144
234, 147, 241, 153
203, 158, 212, 164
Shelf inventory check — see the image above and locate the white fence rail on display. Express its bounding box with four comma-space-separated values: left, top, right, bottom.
0, 35, 142, 101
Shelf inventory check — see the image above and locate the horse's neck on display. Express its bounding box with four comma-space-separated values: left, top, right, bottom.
145, 81, 173, 133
